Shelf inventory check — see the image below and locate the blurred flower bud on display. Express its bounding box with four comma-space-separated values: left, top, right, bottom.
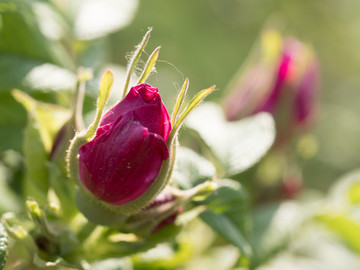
78, 84, 171, 205
122, 191, 183, 236
224, 30, 320, 140
224, 29, 282, 121
281, 176, 303, 200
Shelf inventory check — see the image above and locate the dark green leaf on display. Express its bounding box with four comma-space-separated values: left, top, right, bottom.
200, 179, 250, 234
199, 179, 251, 256
200, 210, 251, 257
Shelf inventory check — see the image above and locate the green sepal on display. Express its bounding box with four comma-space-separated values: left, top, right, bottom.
67, 70, 114, 188
75, 189, 128, 226
171, 78, 189, 127
137, 46, 161, 85
167, 84, 215, 147
122, 28, 152, 98
75, 140, 176, 218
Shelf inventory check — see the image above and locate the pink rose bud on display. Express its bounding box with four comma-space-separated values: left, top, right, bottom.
78, 84, 171, 205
123, 192, 183, 235
144, 193, 183, 234
293, 58, 319, 127
224, 31, 320, 135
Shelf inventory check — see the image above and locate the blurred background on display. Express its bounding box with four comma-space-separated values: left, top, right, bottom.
1, 0, 360, 269
1, 0, 360, 192
110, 0, 360, 192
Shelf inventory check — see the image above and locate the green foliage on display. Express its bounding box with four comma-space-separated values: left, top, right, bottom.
185, 102, 275, 177
0, 0, 73, 68
173, 147, 216, 189
0, 223, 8, 270
198, 179, 251, 258
2, 1, 360, 269
12, 90, 70, 204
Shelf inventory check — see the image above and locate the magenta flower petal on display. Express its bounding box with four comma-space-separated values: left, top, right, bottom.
100, 84, 171, 141
294, 61, 319, 124
78, 84, 171, 205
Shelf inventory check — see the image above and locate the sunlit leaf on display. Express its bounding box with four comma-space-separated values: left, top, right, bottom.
12, 90, 70, 203
171, 78, 189, 127
86, 70, 113, 140
74, 0, 139, 40
317, 213, 360, 255
91, 258, 133, 270
327, 169, 360, 206
172, 147, 216, 189
122, 28, 152, 98
0, 0, 73, 68
137, 46, 161, 85
0, 53, 76, 93
185, 102, 275, 176
250, 202, 305, 268
132, 242, 192, 270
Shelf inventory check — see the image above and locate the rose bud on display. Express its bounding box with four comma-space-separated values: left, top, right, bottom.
121, 191, 183, 236
78, 83, 171, 206
223, 29, 282, 121
223, 30, 320, 140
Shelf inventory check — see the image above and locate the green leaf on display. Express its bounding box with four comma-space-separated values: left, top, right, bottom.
0, 163, 22, 214
47, 163, 76, 220
0, 53, 77, 93
0, 93, 26, 151
73, 0, 139, 40
0, 222, 8, 270
0, 0, 74, 68
249, 202, 305, 268
198, 179, 251, 256
132, 242, 192, 270
200, 179, 250, 233
172, 147, 216, 189
12, 90, 70, 202
91, 258, 133, 270
0, 53, 76, 151
317, 213, 360, 255
200, 211, 251, 257
327, 169, 360, 206
185, 102, 275, 177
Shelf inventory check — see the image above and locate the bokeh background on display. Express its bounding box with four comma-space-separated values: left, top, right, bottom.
111, 0, 360, 192
1, 0, 360, 202
2, 1, 360, 269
